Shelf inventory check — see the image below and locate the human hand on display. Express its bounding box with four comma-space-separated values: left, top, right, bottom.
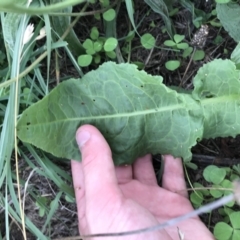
71, 125, 214, 240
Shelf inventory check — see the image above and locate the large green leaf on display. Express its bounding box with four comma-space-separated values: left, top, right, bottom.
216, 2, 240, 42
192, 59, 240, 139
17, 60, 240, 165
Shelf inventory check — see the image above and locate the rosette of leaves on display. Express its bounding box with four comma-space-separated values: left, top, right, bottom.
17, 59, 240, 165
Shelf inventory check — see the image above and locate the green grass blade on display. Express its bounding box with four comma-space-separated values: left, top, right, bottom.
124, 0, 139, 36
144, 0, 175, 38
42, 191, 62, 233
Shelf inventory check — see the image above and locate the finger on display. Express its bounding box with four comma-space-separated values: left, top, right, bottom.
71, 160, 88, 233
133, 154, 158, 186
76, 124, 120, 198
115, 165, 133, 184
162, 155, 188, 198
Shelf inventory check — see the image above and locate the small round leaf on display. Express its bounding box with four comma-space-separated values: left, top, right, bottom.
224, 207, 234, 216
209, 167, 226, 184
103, 9, 116, 21
214, 222, 233, 240
164, 40, 176, 47
165, 60, 180, 71
177, 42, 189, 50
141, 33, 156, 49
94, 41, 103, 52
104, 37, 118, 52
193, 50, 205, 61
86, 48, 96, 55
106, 51, 116, 59
210, 185, 223, 198
90, 27, 99, 40
229, 212, 240, 229
221, 180, 235, 207
190, 192, 203, 206
183, 47, 193, 58
221, 179, 233, 195
232, 230, 240, 240
94, 54, 101, 64
83, 39, 94, 50
78, 55, 93, 67
174, 34, 185, 43
193, 182, 209, 196
101, 0, 110, 7
203, 165, 217, 182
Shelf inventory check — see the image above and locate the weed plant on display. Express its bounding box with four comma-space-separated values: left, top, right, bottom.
0, 0, 240, 239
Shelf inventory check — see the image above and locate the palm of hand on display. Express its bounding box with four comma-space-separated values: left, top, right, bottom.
71, 125, 214, 240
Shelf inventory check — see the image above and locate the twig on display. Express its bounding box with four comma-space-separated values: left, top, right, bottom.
179, 47, 196, 87
192, 154, 240, 166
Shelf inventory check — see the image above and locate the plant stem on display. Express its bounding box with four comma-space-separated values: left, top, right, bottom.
179, 47, 196, 87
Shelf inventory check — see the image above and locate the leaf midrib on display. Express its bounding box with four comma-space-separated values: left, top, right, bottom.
20, 94, 240, 129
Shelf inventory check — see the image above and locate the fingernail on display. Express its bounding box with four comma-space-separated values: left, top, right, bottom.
76, 130, 91, 148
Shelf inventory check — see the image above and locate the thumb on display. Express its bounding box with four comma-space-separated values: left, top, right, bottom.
76, 124, 119, 197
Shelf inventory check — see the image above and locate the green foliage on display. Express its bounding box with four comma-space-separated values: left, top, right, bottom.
2, 0, 240, 238
216, 2, 240, 42
164, 34, 189, 50
214, 212, 240, 240
190, 162, 240, 236
50, 0, 84, 56
103, 8, 116, 21
104, 37, 118, 52
140, 33, 156, 49
124, 0, 138, 35
36, 196, 49, 217
215, 0, 230, 3
165, 60, 180, 71
203, 165, 226, 185
190, 191, 203, 206
231, 42, 240, 69
144, 0, 175, 38
164, 34, 189, 71
78, 27, 118, 67
192, 50, 205, 61
214, 222, 233, 240
78, 54, 93, 67
182, 47, 193, 58
17, 59, 240, 165
76, 0, 120, 67
0, 0, 86, 14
